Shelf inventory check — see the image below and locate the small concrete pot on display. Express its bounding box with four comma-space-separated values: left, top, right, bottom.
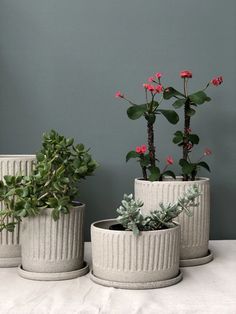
90, 219, 182, 289
134, 177, 213, 266
0, 155, 36, 267
18, 203, 89, 281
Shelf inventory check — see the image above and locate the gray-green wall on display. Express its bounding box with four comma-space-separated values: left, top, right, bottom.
0, 0, 235, 240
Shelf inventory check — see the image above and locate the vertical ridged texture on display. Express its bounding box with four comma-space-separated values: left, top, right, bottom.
135, 178, 210, 259
21, 205, 85, 273
0, 155, 35, 251
91, 220, 180, 283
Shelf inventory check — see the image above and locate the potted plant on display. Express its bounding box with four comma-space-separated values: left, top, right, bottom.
116, 71, 223, 266
0, 130, 98, 280
91, 185, 200, 289
0, 154, 36, 267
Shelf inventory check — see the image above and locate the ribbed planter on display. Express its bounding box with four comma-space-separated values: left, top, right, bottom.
0, 155, 36, 267
135, 177, 213, 266
17, 203, 89, 281
90, 219, 182, 289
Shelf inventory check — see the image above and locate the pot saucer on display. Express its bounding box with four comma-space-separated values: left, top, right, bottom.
17, 261, 89, 281
0, 257, 21, 268
90, 270, 183, 290
180, 250, 213, 267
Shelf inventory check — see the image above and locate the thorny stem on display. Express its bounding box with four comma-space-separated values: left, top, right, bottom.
183, 78, 191, 181
147, 121, 156, 167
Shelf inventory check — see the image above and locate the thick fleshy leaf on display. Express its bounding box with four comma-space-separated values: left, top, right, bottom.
163, 87, 184, 100
126, 151, 140, 162
157, 109, 179, 124
172, 99, 186, 109
189, 91, 211, 105
198, 161, 211, 172
127, 104, 147, 120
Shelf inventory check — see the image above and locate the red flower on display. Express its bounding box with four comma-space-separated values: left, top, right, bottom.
147, 84, 155, 92
143, 83, 149, 89
148, 76, 155, 83
211, 76, 223, 86
155, 84, 163, 93
204, 148, 212, 156
136, 146, 142, 154
155, 72, 163, 79
180, 70, 192, 78
141, 144, 147, 154
115, 91, 124, 98
166, 156, 174, 165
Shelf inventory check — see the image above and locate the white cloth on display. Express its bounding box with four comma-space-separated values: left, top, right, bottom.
0, 241, 235, 314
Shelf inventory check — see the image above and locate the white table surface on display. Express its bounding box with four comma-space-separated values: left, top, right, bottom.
0, 241, 236, 314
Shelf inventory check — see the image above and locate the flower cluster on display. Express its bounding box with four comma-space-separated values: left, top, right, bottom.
135, 145, 147, 154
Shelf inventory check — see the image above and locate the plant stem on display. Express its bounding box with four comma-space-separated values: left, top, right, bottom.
147, 121, 156, 167
141, 166, 147, 180
183, 79, 190, 181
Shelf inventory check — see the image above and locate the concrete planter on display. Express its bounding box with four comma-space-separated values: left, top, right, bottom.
17, 203, 89, 281
0, 155, 36, 267
134, 177, 213, 266
90, 219, 182, 289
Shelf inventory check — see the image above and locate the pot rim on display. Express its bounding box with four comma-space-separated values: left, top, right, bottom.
135, 176, 209, 184
91, 218, 180, 235
0, 154, 36, 159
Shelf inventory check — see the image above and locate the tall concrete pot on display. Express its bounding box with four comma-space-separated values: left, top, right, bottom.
17, 203, 89, 280
135, 177, 213, 266
0, 155, 36, 267
90, 219, 182, 289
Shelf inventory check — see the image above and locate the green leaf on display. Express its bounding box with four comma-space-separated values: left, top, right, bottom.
127, 104, 147, 120
148, 166, 161, 181
52, 209, 60, 221
173, 130, 184, 144
189, 91, 211, 105
172, 99, 186, 109
162, 170, 176, 179
186, 107, 196, 116
157, 109, 179, 124
189, 134, 199, 144
146, 113, 156, 124
36, 153, 44, 162
179, 159, 196, 175
4, 176, 13, 185
163, 87, 184, 100
198, 161, 211, 172
126, 151, 140, 162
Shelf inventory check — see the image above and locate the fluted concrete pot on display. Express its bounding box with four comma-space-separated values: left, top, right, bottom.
135, 177, 213, 266
0, 155, 36, 267
17, 203, 89, 281
90, 219, 182, 289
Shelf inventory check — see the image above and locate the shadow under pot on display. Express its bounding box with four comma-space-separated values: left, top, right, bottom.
17, 203, 89, 281
0, 155, 36, 268
90, 219, 182, 289
134, 177, 213, 267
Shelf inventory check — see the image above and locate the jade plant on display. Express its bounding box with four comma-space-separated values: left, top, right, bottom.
115, 73, 179, 181
116, 185, 200, 235
165, 71, 223, 180
0, 130, 98, 230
